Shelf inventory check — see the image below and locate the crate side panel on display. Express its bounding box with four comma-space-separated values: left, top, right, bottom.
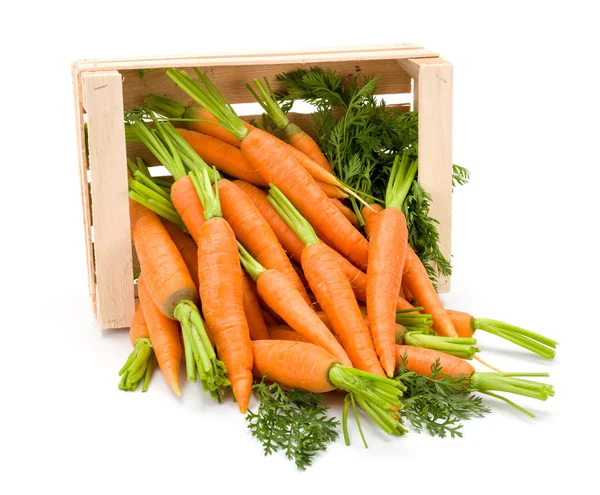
121, 59, 411, 109
72, 66, 96, 306
83, 71, 136, 328
415, 59, 453, 292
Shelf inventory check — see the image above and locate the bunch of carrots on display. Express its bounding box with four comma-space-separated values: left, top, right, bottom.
115, 67, 557, 469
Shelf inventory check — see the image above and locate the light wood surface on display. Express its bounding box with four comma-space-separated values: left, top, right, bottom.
72, 64, 96, 306
410, 57, 454, 292
74, 44, 438, 71
83, 71, 135, 328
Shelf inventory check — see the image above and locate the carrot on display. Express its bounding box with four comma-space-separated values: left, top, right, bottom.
330, 198, 359, 226
395, 345, 554, 417
162, 219, 199, 289
268, 185, 384, 376
267, 325, 309, 343
238, 242, 352, 367
177, 128, 268, 186
131, 202, 228, 399
170, 175, 205, 244
362, 200, 458, 338
242, 273, 270, 340
195, 168, 253, 413
252, 340, 406, 439
446, 309, 558, 359
247, 78, 333, 173
166, 69, 371, 269
145, 94, 244, 148
218, 178, 310, 304
402, 283, 415, 304
118, 303, 154, 392
233, 180, 305, 262
261, 309, 278, 326
367, 154, 413, 376
137, 275, 182, 395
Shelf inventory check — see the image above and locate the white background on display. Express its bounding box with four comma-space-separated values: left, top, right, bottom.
1, 1, 598, 493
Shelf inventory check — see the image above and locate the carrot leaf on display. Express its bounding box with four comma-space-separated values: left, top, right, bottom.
118, 338, 154, 392
247, 378, 339, 471
395, 355, 491, 438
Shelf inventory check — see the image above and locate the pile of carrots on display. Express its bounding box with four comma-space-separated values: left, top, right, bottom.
116, 66, 557, 466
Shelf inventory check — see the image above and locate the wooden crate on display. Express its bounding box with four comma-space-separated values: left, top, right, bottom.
72, 43, 453, 329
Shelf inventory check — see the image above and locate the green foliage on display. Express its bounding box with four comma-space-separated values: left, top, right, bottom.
395, 355, 490, 438
275, 67, 469, 286
246, 379, 339, 470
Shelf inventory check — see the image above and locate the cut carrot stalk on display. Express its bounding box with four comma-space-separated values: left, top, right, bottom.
118, 303, 154, 392
238, 241, 352, 367
395, 346, 554, 417
268, 184, 383, 376
447, 309, 558, 359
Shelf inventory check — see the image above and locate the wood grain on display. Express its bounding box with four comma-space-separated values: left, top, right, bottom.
83, 71, 136, 328
412, 58, 454, 293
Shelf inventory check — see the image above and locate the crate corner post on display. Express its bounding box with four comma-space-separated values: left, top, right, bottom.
400, 57, 454, 293
82, 70, 136, 328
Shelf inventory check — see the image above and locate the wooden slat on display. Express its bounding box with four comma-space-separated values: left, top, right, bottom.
75, 44, 438, 71
413, 58, 453, 293
72, 64, 96, 306
127, 104, 411, 165
121, 59, 412, 110
83, 71, 136, 328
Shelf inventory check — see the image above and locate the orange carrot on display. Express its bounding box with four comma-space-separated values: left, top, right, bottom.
268, 185, 384, 376
402, 283, 415, 304
252, 340, 405, 436
166, 69, 370, 269
195, 169, 253, 413
131, 203, 227, 399
395, 345, 554, 415
267, 325, 309, 343
242, 273, 270, 340
247, 78, 333, 173
118, 303, 154, 392
233, 180, 305, 262
446, 309, 558, 359
170, 175, 205, 244
162, 219, 199, 289
177, 129, 268, 186
403, 248, 457, 337
366, 155, 412, 376
330, 198, 358, 226
137, 275, 182, 395
218, 178, 310, 304
238, 242, 351, 367
316, 181, 348, 199
261, 309, 278, 326
363, 200, 457, 338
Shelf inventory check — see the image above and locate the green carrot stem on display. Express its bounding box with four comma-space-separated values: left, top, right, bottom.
125, 124, 141, 143
478, 390, 536, 418
350, 394, 368, 448
118, 338, 153, 392
166, 68, 248, 141
247, 78, 289, 130
476, 318, 558, 347
129, 179, 173, 208
385, 152, 418, 210
179, 317, 197, 382
342, 394, 351, 446
403, 331, 479, 359
160, 120, 215, 177
136, 157, 151, 178
128, 190, 187, 230
132, 172, 172, 201
144, 94, 187, 118
190, 167, 222, 220
267, 184, 318, 245
142, 359, 152, 392
153, 177, 173, 189
238, 242, 266, 281
470, 372, 554, 401
477, 321, 556, 359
